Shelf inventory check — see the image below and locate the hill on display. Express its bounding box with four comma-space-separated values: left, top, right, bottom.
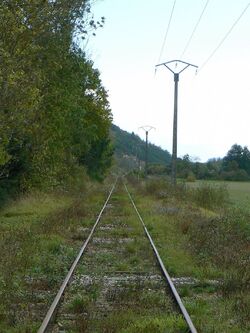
110, 124, 171, 170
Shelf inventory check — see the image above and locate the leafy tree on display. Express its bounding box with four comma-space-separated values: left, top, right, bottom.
222, 144, 250, 180
0, 0, 113, 196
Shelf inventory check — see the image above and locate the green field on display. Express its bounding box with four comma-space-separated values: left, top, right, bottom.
189, 180, 250, 210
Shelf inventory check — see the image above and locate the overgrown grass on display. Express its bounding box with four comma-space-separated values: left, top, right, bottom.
189, 179, 250, 211
42, 179, 188, 332
190, 182, 229, 209
142, 177, 229, 210
0, 177, 112, 332
120, 314, 188, 333
126, 175, 250, 332
187, 209, 250, 326
89, 311, 187, 333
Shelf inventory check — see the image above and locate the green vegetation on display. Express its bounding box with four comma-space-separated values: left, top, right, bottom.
1, 170, 249, 332
54, 181, 188, 333
0, 1, 112, 203
114, 137, 250, 183
127, 176, 250, 332
176, 144, 250, 182
0, 176, 110, 332
120, 315, 187, 333
111, 124, 171, 170
189, 180, 250, 211
2, 1, 249, 332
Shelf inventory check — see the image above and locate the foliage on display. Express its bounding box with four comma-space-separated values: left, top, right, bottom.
223, 144, 250, 172
176, 144, 250, 181
0, 176, 108, 331
188, 209, 250, 324
0, 1, 112, 199
190, 183, 229, 209
121, 315, 187, 333
111, 124, 171, 171
130, 176, 250, 331
147, 164, 170, 175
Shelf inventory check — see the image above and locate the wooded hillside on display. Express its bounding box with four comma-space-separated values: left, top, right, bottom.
111, 124, 171, 170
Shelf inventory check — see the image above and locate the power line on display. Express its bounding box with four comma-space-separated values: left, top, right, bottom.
157, 0, 177, 64
198, 2, 250, 73
180, 0, 210, 59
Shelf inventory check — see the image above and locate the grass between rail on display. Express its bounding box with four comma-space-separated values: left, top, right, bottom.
126, 175, 250, 333
51, 181, 188, 332
0, 178, 114, 332
1, 175, 249, 332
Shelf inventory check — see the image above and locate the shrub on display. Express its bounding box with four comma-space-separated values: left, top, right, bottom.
220, 169, 249, 181
188, 209, 250, 323
191, 183, 229, 209
186, 171, 196, 182
145, 179, 168, 196
68, 294, 90, 313
143, 178, 187, 201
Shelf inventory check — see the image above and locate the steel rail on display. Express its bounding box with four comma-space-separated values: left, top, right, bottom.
37, 179, 117, 333
124, 183, 198, 333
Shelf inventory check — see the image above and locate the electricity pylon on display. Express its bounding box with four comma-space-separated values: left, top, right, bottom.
139, 126, 155, 176
155, 60, 198, 185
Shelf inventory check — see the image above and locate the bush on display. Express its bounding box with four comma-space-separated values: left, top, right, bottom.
143, 178, 187, 201
191, 183, 229, 209
220, 169, 249, 181
186, 171, 196, 182
187, 208, 250, 326
145, 179, 168, 196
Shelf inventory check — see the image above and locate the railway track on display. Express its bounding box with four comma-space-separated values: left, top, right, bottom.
38, 178, 197, 333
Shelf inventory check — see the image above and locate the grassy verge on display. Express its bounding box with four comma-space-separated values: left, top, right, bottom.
189, 179, 250, 211
0, 178, 114, 332
126, 176, 250, 333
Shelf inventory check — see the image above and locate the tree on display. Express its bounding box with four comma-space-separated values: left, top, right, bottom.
221, 144, 250, 180
0, 1, 113, 195
223, 144, 250, 173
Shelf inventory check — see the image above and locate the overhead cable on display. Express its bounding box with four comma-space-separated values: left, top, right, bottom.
157, 0, 177, 64
180, 0, 210, 59
198, 2, 250, 73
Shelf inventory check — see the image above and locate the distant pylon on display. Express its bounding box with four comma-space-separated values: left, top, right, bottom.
139, 126, 155, 177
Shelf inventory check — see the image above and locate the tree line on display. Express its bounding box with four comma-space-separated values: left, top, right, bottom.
177, 144, 250, 181
0, 1, 113, 200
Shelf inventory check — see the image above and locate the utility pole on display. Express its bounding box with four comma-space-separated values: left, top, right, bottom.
139, 126, 155, 177
155, 60, 198, 185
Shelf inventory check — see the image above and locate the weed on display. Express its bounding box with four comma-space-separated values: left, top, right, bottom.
125, 242, 137, 254
115, 262, 129, 271
0, 179, 108, 331
121, 314, 188, 333
127, 177, 250, 331
186, 207, 250, 329
68, 294, 90, 314
129, 256, 139, 265
179, 286, 192, 297
190, 182, 229, 209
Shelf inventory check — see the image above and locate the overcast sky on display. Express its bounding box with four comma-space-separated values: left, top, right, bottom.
86, 0, 250, 162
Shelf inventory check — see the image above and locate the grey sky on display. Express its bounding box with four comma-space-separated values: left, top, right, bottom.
87, 0, 250, 161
